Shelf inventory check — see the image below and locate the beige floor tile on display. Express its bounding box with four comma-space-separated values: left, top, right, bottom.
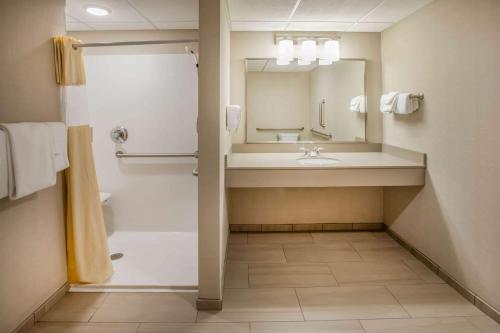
351, 239, 414, 261
296, 286, 408, 320
225, 263, 249, 288
467, 316, 500, 333
248, 233, 312, 244
40, 293, 108, 322
229, 233, 248, 244
329, 261, 422, 285
90, 293, 197, 323
361, 317, 482, 333
403, 259, 444, 283
228, 244, 286, 263
311, 232, 376, 243
371, 232, 392, 240
250, 320, 365, 333
29, 323, 138, 333
249, 264, 337, 288
197, 288, 302, 322
138, 323, 250, 332
350, 238, 402, 250
387, 284, 482, 318
284, 244, 361, 263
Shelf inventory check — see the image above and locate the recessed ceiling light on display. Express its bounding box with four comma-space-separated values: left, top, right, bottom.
85, 5, 111, 16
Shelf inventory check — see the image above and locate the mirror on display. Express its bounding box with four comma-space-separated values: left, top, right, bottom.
245, 58, 366, 143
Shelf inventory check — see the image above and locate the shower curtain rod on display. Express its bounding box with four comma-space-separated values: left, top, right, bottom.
72, 39, 199, 49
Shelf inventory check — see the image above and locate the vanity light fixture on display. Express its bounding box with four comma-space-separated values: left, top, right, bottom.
275, 33, 340, 66
85, 5, 111, 16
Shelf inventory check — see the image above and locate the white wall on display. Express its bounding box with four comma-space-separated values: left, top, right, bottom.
309, 60, 366, 141
382, 0, 500, 312
85, 54, 198, 232
247, 72, 310, 141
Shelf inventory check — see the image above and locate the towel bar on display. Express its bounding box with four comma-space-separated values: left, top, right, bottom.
115, 151, 198, 158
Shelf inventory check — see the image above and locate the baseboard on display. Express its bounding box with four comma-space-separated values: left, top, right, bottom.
387, 229, 500, 324
230, 222, 385, 232
12, 282, 69, 333
196, 298, 223, 311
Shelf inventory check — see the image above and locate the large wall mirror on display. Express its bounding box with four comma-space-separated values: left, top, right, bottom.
245, 58, 366, 143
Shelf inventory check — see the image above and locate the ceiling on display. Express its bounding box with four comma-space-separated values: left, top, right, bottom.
66, 0, 433, 32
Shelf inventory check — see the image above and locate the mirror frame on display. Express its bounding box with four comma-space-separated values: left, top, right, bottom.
244, 57, 368, 144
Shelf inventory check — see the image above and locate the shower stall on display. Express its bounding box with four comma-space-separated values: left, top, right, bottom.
70, 42, 199, 291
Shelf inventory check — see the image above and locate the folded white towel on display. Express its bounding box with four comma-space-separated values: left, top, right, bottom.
0, 123, 56, 200
0, 131, 8, 199
350, 95, 366, 113
226, 105, 241, 132
45, 122, 69, 172
380, 91, 399, 113
395, 93, 419, 114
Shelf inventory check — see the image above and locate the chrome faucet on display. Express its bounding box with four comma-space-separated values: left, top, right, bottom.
300, 147, 323, 157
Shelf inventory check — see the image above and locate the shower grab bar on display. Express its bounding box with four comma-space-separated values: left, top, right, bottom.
310, 129, 332, 139
256, 127, 304, 131
115, 150, 198, 158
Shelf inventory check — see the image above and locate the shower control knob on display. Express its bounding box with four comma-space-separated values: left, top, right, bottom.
110, 126, 128, 144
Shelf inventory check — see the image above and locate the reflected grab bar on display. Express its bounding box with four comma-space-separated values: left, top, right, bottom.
115, 150, 198, 158
256, 127, 304, 131
310, 129, 332, 139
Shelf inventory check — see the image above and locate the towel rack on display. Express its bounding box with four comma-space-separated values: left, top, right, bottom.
409, 93, 424, 100
310, 128, 332, 139
256, 127, 304, 131
115, 151, 198, 158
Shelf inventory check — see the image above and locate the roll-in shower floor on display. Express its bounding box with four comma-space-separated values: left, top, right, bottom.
70, 231, 197, 292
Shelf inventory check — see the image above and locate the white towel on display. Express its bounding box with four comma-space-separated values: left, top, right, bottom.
0, 123, 56, 200
0, 130, 8, 199
350, 95, 366, 113
226, 105, 241, 131
45, 122, 69, 171
395, 93, 419, 114
380, 91, 399, 113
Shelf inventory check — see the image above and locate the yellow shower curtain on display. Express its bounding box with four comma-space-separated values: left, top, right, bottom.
53, 36, 113, 283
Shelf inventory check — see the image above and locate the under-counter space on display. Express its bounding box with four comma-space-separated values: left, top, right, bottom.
226, 150, 426, 188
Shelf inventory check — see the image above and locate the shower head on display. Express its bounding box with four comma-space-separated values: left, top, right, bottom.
185, 46, 199, 69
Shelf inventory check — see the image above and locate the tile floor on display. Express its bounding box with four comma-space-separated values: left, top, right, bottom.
31, 232, 500, 333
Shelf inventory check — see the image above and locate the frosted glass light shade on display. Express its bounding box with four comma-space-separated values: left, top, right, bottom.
278, 39, 294, 62
300, 40, 316, 62
320, 40, 340, 63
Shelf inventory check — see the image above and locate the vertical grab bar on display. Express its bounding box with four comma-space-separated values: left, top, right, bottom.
319, 99, 326, 128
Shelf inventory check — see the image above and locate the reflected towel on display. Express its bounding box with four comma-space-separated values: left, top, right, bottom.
350, 95, 366, 113
395, 93, 419, 114
226, 105, 241, 131
380, 91, 399, 113
45, 122, 69, 172
0, 123, 56, 199
53, 36, 86, 85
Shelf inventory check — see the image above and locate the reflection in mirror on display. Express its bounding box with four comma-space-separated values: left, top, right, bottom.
246, 59, 366, 143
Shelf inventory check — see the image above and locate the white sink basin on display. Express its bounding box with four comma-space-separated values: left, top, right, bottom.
297, 157, 340, 166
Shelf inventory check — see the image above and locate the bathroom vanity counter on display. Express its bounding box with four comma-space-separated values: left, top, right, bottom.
226, 151, 425, 188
